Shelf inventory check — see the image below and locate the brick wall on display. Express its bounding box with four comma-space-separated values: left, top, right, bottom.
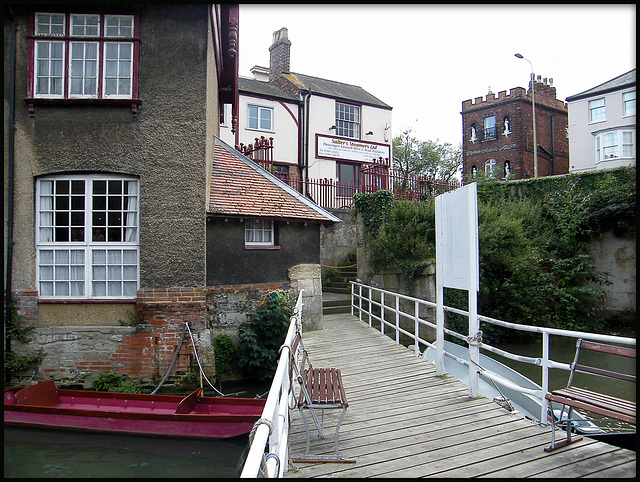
462, 81, 568, 181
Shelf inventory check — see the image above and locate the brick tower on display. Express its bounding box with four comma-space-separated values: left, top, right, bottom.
461, 76, 569, 181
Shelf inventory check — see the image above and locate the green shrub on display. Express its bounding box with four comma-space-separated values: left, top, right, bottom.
354, 167, 635, 342
92, 371, 145, 393
213, 334, 239, 377
237, 291, 293, 380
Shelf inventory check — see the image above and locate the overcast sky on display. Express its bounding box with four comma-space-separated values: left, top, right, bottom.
238, 4, 636, 147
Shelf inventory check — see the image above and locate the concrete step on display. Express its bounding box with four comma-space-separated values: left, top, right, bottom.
323, 305, 351, 315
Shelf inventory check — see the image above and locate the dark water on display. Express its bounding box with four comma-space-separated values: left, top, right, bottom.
4, 427, 249, 478
4, 380, 270, 478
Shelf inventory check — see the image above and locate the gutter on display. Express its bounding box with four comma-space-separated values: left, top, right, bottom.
5, 8, 17, 383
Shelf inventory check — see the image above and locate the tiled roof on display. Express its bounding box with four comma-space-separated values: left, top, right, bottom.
238, 76, 300, 102
290, 72, 392, 110
238, 67, 392, 110
566, 69, 636, 102
209, 138, 341, 224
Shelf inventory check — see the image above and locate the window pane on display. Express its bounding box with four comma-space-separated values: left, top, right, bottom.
247, 106, 258, 129
103, 42, 133, 98
35, 41, 64, 96
36, 13, 65, 36
71, 15, 100, 37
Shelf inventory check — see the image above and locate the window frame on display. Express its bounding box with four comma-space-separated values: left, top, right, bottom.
484, 158, 497, 177
589, 98, 606, 123
244, 219, 276, 248
335, 102, 361, 139
36, 174, 140, 301
622, 91, 636, 117
246, 104, 274, 132
26, 10, 140, 115
483, 116, 497, 141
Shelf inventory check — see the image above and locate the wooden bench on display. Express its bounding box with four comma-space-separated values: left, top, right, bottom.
290, 331, 353, 463
544, 339, 636, 452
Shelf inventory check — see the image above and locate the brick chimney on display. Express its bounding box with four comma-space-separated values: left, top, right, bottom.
269, 27, 291, 83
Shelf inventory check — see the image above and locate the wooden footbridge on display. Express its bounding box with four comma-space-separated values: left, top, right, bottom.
284, 313, 636, 478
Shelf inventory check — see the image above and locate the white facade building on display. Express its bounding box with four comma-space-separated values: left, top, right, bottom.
219, 28, 392, 199
566, 69, 636, 173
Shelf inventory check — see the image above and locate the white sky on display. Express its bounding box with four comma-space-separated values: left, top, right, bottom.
238, 4, 636, 147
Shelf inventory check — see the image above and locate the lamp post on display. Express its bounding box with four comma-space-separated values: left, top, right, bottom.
515, 53, 538, 178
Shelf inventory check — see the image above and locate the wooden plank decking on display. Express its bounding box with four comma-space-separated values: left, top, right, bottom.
285, 313, 636, 478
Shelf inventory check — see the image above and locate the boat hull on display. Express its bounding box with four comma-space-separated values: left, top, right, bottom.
4, 382, 265, 439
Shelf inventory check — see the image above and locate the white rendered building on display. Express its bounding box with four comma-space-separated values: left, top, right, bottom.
566, 69, 636, 173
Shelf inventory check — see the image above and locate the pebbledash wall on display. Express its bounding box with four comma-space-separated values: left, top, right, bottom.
11, 265, 322, 388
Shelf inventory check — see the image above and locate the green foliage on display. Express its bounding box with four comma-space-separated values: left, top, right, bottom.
353, 189, 395, 239
355, 167, 636, 342
92, 371, 146, 393
392, 128, 462, 182
4, 303, 45, 377
213, 334, 239, 377
364, 199, 436, 295
237, 291, 293, 380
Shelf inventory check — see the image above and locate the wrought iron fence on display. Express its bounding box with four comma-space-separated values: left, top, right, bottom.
238, 141, 459, 210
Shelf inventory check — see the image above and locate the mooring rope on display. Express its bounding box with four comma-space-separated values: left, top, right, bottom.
320, 263, 357, 269
185, 322, 225, 397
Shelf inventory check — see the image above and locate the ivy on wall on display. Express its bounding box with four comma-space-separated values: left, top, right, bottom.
354, 166, 636, 342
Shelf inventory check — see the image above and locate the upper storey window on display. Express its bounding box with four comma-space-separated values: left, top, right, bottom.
335, 102, 360, 139
589, 98, 606, 123
29, 11, 138, 102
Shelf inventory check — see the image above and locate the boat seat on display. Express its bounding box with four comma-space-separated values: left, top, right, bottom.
290, 331, 353, 463
544, 339, 636, 452
175, 388, 203, 414
16, 380, 60, 407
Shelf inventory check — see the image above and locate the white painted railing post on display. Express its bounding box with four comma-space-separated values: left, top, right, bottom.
541, 331, 550, 425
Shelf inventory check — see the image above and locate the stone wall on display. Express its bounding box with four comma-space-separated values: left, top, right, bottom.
10, 264, 323, 387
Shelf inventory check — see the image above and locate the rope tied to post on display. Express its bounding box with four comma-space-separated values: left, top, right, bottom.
249, 418, 275, 478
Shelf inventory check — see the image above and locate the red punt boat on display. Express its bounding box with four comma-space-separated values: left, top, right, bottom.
4, 381, 266, 439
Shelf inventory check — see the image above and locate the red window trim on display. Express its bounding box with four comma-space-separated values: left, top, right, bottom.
25, 9, 141, 118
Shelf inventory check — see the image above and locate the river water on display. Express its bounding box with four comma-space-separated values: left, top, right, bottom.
4, 381, 270, 478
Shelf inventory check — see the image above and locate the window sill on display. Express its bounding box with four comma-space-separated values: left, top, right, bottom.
39, 299, 136, 304
245, 245, 281, 250
24, 98, 142, 118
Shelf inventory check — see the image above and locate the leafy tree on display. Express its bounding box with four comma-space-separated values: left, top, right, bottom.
392, 128, 462, 182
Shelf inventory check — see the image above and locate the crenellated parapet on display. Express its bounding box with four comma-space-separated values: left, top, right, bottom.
462, 78, 567, 112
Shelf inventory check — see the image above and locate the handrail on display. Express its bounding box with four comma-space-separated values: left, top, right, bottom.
350, 281, 635, 425
240, 290, 304, 478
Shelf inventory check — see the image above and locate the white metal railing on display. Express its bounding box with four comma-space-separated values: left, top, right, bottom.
240, 290, 304, 478
350, 281, 635, 425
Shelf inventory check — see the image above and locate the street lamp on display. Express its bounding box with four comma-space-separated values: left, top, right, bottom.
515, 53, 538, 178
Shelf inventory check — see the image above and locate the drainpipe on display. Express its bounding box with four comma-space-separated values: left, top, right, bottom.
5, 8, 17, 384
300, 89, 311, 196
550, 113, 556, 175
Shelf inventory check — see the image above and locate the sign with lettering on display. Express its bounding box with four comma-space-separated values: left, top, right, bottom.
316, 134, 390, 163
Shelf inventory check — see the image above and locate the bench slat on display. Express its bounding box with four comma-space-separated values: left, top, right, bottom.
553, 387, 635, 415
575, 364, 636, 383
546, 392, 636, 425
579, 340, 636, 358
